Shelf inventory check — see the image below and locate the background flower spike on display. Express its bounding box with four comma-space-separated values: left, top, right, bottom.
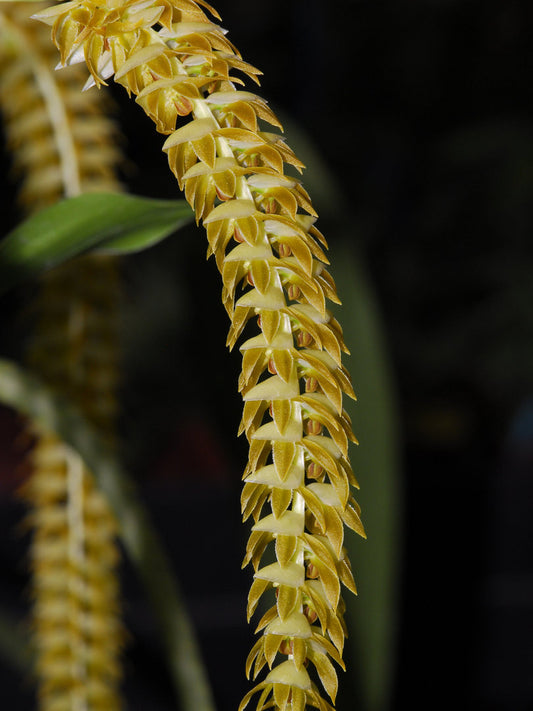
0, 3, 126, 709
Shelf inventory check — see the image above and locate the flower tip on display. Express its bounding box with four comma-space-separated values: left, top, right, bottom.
83, 76, 97, 91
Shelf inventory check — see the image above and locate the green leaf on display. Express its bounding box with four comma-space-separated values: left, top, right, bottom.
0, 358, 216, 711
332, 243, 402, 711
0, 192, 192, 294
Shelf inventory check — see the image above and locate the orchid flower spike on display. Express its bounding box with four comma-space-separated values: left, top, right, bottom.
33, 1, 367, 709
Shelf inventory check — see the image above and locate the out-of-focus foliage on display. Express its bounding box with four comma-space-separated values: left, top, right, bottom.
0, 192, 192, 294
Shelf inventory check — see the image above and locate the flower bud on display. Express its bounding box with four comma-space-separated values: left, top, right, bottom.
279, 638, 293, 655
297, 331, 313, 348
306, 419, 323, 436
263, 197, 278, 214
306, 462, 323, 479
305, 377, 318, 393
306, 563, 319, 579
303, 604, 318, 624
287, 284, 301, 301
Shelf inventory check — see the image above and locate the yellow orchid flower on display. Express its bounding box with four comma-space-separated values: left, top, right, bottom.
32, 1, 367, 708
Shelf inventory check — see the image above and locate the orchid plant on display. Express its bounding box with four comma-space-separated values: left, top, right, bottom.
0, 1, 400, 710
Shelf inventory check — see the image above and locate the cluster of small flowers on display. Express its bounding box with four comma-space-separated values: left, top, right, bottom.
33, 1, 366, 708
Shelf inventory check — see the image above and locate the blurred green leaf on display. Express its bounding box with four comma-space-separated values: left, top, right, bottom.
0, 358, 215, 711
0, 192, 192, 294
332, 243, 402, 711
0, 609, 31, 674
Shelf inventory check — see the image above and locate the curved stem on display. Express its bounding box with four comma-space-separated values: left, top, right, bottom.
0, 9, 82, 196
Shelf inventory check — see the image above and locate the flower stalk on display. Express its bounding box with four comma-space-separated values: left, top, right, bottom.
32, 1, 367, 708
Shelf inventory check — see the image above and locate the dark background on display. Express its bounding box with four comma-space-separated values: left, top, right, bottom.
1, 0, 532, 709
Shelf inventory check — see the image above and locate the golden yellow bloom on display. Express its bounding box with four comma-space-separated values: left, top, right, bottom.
33, 1, 366, 708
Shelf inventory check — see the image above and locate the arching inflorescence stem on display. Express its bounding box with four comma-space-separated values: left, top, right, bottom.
33, 1, 366, 709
